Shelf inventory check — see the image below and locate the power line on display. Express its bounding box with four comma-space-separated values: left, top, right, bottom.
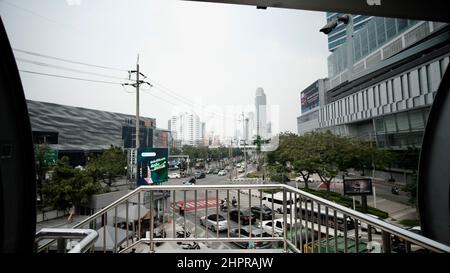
13, 48, 128, 72
147, 79, 196, 105
0, 0, 81, 32
18, 69, 125, 85
16, 57, 131, 81
141, 88, 177, 106
146, 79, 237, 120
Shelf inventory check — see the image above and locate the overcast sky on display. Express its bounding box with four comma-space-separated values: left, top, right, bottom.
0, 0, 329, 138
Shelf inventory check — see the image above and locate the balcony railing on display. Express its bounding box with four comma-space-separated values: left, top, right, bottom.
35, 184, 450, 253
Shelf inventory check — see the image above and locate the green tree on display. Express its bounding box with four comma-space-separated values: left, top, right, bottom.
86, 145, 126, 186
292, 133, 321, 189
309, 132, 354, 196
170, 147, 182, 155
42, 156, 102, 211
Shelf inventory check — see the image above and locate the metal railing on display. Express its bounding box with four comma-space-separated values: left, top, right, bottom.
35, 228, 98, 253
35, 184, 450, 253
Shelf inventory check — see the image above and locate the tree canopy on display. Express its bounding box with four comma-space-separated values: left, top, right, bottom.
266, 131, 394, 194
42, 156, 102, 210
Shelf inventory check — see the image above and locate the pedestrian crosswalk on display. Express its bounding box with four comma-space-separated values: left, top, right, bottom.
176, 199, 219, 211
176, 190, 267, 212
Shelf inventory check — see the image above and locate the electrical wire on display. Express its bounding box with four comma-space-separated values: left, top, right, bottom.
13, 48, 128, 72
19, 69, 125, 85
16, 57, 131, 81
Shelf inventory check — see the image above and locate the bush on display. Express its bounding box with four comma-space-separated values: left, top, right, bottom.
301, 188, 389, 219
246, 171, 263, 178
269, 173, 290, 183
399, 219, 420, 227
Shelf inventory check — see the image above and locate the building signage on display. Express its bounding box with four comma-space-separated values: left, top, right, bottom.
301, 81, 320, 114
137, 147, 168, 185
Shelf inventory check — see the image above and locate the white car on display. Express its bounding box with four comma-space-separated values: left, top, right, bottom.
168, 173, 181, 179
218, 170, 227, 176
258, 218, 300, 236
200, 214, 228, 232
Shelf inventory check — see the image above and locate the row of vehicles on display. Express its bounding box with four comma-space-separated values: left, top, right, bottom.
187, 190, 423, 252
199, 207, 275, 249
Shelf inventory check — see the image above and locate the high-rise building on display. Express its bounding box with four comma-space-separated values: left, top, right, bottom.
201, 122, 206, 145
255, 87, 267, 139
297, 79, 328, 135
327, 16, 419, 84
326, 12, 372, 52
246, 111, 255, 140
169, 112, 202, 146
320, 18, 449, 149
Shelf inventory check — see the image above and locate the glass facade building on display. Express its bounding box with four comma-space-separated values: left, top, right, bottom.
326, 12, 372, 52
327, 17, 418, 77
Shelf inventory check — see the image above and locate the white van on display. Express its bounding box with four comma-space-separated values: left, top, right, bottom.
261, 192, 300, 214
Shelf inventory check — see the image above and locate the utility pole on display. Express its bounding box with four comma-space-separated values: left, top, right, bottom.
136, 57, 140, 150
122, 54, 152, 185
242, 112, 247, 173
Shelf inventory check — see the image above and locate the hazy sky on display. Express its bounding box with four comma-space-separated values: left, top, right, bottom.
0, 0, 329, 137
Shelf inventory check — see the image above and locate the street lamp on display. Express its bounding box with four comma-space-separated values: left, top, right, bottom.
320, 14, 354, 77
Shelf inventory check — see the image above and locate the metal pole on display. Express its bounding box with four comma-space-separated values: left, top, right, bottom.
242, 112, 247, 174
346, 15, 354, 78
57, 238, 66, 253
135, 57, 140, 150
283, 189, 287, 252
361, 195, 368, 213
373, 186, 377, 208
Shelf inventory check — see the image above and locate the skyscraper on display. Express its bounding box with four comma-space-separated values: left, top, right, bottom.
169, 112, 202, 146
255, 87, 267, 139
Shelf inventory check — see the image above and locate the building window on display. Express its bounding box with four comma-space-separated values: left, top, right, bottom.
409, 110, 424, 130
396, 112, 410, 132
385, 115, 397, 133
32, 131, 58, 144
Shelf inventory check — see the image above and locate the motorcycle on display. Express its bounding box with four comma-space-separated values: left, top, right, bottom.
153, 228, 166, 247
391, 186, 400, 195
176, 229, 191, 244
181, 242, 200, 250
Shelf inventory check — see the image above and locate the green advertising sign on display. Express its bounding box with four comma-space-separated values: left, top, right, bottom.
35, 146, 58, 166
137, 148, 168, 185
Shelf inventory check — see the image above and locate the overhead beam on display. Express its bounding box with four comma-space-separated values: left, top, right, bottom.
182, 0, 450, 23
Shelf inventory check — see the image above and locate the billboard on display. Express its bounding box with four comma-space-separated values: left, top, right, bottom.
34, 146, 58, 166
343, 178, 373, 195
301, 81, 320, 114
136, 148, 168, 186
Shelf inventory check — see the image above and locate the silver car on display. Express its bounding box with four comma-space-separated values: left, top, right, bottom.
200, 214, 228, 232
230, 226, 273, 249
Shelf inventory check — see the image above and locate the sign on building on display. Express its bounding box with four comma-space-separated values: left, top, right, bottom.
34, 146, 58, 166
136, 148, 168, 186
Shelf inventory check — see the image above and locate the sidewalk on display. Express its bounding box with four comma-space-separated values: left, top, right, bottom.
366, 196, 418, 225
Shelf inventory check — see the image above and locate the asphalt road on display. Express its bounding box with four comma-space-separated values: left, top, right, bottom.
286, 179, 410, 205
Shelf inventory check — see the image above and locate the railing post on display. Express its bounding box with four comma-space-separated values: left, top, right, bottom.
382, 231, 391, 253
57, 238, 66, 253
150, 190, 154, 253
283, 188, 287, 253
